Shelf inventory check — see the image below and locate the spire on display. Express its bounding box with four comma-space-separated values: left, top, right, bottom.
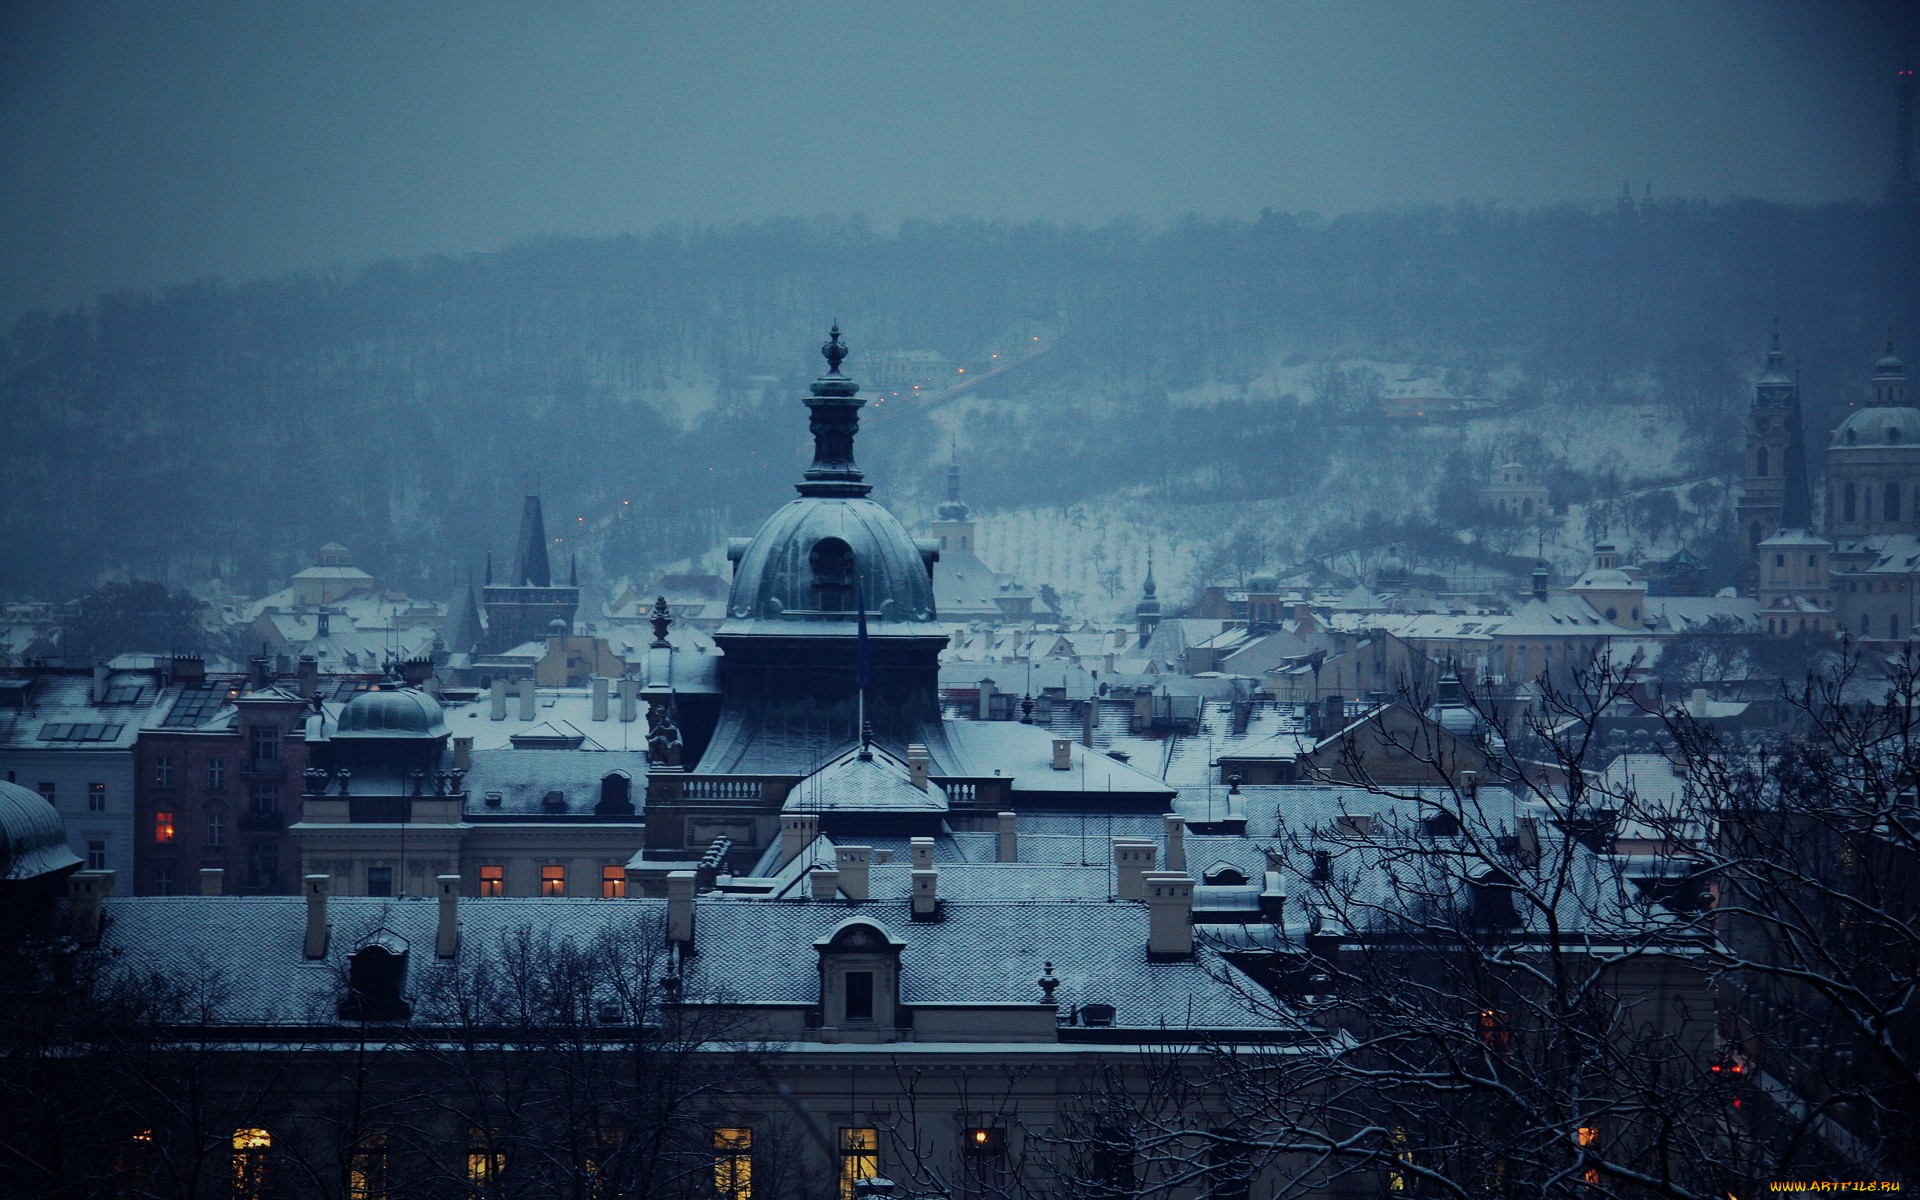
796, 323, 872, 498
937, 437, 970, 521
1889, 41, 1917, 205
569, 553, 578, 588
483, 548, 493, 587
1872, 329, 1908, 406
1143, 545, 1157, 599
513, 495, 553, 587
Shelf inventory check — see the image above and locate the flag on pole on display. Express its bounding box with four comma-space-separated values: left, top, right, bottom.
855, 580, 870, 691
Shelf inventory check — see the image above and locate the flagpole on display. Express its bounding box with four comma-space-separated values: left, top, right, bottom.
856, 579, 870, 755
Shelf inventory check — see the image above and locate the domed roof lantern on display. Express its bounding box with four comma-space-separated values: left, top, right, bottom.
799, 323, 872, 499
1757, 318, 1793, 389
1872, 328, 1908, 407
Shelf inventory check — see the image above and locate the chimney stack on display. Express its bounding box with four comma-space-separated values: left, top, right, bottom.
490, 679, 507, 720
834, 846, 872, 901
303, 874, 330, 959
453, 736, 472, 772
779, 814, 820, 867
1516, 815, 1542, 869
1144, 871, 1195, 959
977, 677, 996, 720
1260, 871, 1288, 922
1163, 814, 1187, 872
911, 867, 939, 918
996, 812, 1018, 863
1052, 737, 1072, 771
667, 870, 697, 945
297, 654, 318, 699
171, 654, 206, 684
1082, 699, 1097, 747
910, 836, 935, 870
66, 871, 114, 946
1113, 838, 1157, 900
592, 676, 609, 722
619, 678, 638, 723
809, 865, 840, 902
906, 744, 930, 791
198, 867, 224, 896
517, 678, 535, 721
91, 662, 110, 704
436, 874, 461, 958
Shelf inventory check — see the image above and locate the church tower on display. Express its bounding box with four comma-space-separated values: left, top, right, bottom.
1136, 548, 1163, 642
1736, 325, 1811, 591
480, 494, 581, 652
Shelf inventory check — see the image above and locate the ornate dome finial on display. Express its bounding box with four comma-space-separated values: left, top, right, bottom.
822, 322, 848, 377
1771, 316, 1781, 353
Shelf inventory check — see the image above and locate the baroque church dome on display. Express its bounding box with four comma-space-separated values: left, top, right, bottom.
335, 686, 450, 738
723, 326, 938, 630
1830, 406, 1920, 449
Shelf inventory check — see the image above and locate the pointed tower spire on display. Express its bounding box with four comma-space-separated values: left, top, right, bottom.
513, 496, 553, 587
1889, 41, 1917, 205
797, 322, 872, 498
938, 436, 970, 520
569, 553, 578, 588
483, 548, 493, 587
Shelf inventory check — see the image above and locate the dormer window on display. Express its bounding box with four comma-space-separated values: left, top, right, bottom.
809, 537, 856, 613
339, 936, 412, 1021
844, 971, 875, 1021
814, 919, 906, 1038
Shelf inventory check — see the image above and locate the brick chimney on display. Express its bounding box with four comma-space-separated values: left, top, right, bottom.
592, 676, 609, 722
667, 870, 697, 945
453, 736, 473, 772
906, 744, 930, 791
780, 814, 819, 868
303, 874, 330, 959
809, 865, 840, 901
911, 867, 939, 919
517, 678, 535, 721
490, 679, 507, 720
1144, 871, 1195, 959
619, 678, 638, 723
296, 654, 318, 699
910, 836, 935, 870
1052, 737, 1072, 770
198, 867, 224, 896
834, 846, 872, 902
996, 811, 1018, 863
1163, 814, 1187, 872
1113, 837, 1157, 900
436, 874, 461, 958
67, 870, 114, 946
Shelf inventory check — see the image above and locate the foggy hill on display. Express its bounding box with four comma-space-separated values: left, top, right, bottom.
1, 200, 1914, 605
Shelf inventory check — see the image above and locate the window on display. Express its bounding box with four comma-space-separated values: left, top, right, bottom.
1845, 481, 1857, 522
1477, 1008, 1513, 1054
208, 811, 225, 847
249, 725, 279, 762
1576, 1125, 1600, 1185
250, 784, 277, 817
1207, 1137, 1253, 1200
713, 1127, 752, 1200
88, 782, 107, 812
232, 1127, 271, 1200
541, 865, 566, 897
37, 781, 55, 806
154, 869, 172, 896
1387, 1126, 1415, 1193
844, 970, 875, 1022
155, 756, 173, 787
1755, 446, 1768, 476
838, 1128, 877, 1200
480, 865, 504, 897
367, 867, 394, 897
87, 840, 106, 870
1895, 615, 1903, 640
348, 1133, 389, 1200
1888, 482, 1902, 522
208, 758, 226, 790
154, 810, 175, 843
962, 1127, 1008, 1199
250, 843, 279, 891
1774, 554, 1785, 568
601, 866, 627, 899
467, 1128, 506, 1196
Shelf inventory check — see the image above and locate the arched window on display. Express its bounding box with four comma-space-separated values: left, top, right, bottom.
1888, 482, 1903, 523
596, 771, 633, 816
808, 537, 856, 613
1844, 482, 1857, 523
1756, 446, 1769, 477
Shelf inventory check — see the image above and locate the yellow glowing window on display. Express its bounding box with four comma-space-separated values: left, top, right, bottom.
349, 1133, 389, 1200
713, 1127, 752, 1200
1387, 1126, 1413, 1193
467, 1128, 505, 1194
583, 1128, 623, 1200
1576, 1126, 1599, 1148
541, 865, 566, 897
479, 865, 504, 897
154, 810, 175, 843
838, 1128, 878, 1200
232, 1128, 270, 1200
601, 866, 627, 899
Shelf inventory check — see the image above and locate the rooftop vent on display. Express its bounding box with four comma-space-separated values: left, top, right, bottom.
542, 790, 566, 813
1080, 1002, 1116, 1027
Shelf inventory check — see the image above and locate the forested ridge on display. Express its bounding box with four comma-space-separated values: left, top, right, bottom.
2, 200, 1914, 601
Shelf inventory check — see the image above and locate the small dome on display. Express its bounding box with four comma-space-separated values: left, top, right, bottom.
1875, 348, 1904, 378
1571, 568, 1637, 590
1, 780, 82, 882
335, 687, 449, 738
725, 497, 937, 626
1831, 406, 1920, 449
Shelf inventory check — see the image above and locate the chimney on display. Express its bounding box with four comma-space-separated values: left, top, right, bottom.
910, 836, 935, 870
1144, 871, 1195, 959
453, 736, 473, 772
906, 744, 930, 791
171, 654, 206, 684
1051, 737, 1072, 770
66, 871, 114, 946
911, 867, 939, 918
490, 679, 507, 720
1516, 816, 1542, 869
436, 874, 461, 958
619, 678, 638, 723
91, 662, 110, 704
1082, 700, 1097, 747
667, 870, 697, 945
198, 867, 224, 897
1163, 814, 1187, 872
1461, 770, 1478, 799
977, 677, 996, 720
296, 654, 318, 699
834, 846, 871, 901
399, 657, 433, 688
316, 609, 331, 638
780, 814, 820, 867
1259, 871, 1288, 922
809, 865, 840, 902
1113, 837, 1157, 900
997, 812, 1018, 863
592, 676, 609, 722
303, 874, 330, 959
1322, 695, 1345, 737
517, 678, 535, 721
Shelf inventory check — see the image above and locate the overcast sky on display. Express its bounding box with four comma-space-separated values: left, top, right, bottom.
1, 0, 1914, 321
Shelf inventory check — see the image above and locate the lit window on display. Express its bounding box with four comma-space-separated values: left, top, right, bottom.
155, 810, 175, 843
232, 1127, 271, 1200
713, 1127, 752, 1200
1576, 1125, 1600, 1185
208, 758, 226, 790
1387, 1126, 1414, 1192
155, 756, 173, 787
467, 1128, 505, 1196
349, 1133, 389, 1200
480, 865, 504, 897
1476, 1009, 1512, 1054
838, 1128, 877, 1200
88, 782, 107, 812
584, 1128, 623, 1199
601, 866, 627, 899
962, 1127, 1007, 1198
541, 865, 566, 897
